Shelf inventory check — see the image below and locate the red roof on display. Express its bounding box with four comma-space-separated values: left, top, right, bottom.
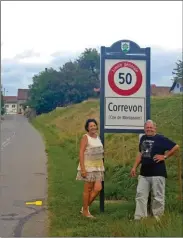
17, 89, 29, 100
151, 84, 156, 88
4, 96, 17, 102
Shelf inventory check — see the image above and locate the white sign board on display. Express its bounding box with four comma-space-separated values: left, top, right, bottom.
104, 59, 146, 130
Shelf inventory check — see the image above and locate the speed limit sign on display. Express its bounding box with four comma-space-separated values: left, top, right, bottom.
108, 61, 143, 96
100, 40, 150, 133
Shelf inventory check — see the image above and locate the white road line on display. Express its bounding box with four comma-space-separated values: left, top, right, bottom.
1, 132, 16, 151
1, 141, 11, 149
2, 138, 10, 146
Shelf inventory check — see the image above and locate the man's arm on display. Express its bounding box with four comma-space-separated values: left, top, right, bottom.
133, 152, 142, 169
164, 144, 179, 159
131, 152, 142, 177
154, 144, 179, 163
131, 135, 143, 176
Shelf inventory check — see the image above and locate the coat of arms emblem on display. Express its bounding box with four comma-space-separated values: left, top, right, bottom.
121, 42, 130, 53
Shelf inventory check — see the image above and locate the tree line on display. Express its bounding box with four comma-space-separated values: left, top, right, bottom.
171, 58, 183, 83
1, 85, 5, 115
27, 50, 182, 115
1, 50, 182, 116
27, 48, 100, 115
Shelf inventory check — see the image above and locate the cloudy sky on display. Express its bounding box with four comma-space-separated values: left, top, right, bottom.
1, 1, 182, 95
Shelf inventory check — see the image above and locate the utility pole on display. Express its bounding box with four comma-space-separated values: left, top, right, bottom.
3, 88, 8, 96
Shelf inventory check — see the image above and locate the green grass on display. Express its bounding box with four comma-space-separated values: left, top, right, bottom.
32, 95, 183, 236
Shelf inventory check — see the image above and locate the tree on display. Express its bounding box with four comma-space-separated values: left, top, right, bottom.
28, 68, 62, 115
59, 60, 98, 104
172, 58, 183, 84
77, 48, 100, 82
1, 90, 5, 115
27, 48, 101, 115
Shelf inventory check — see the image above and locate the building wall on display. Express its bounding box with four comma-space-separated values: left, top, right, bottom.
172, 83, 183, 94
151, 86, 171, 96
17, 100, 27, 114
5, 103, 18, 114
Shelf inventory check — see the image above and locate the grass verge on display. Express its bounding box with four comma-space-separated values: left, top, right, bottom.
32, 95, 182, 236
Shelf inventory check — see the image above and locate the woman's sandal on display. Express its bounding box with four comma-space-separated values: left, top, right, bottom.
80, 206, 90, 215
83, 213, 96, 219
80, 207, 96, 218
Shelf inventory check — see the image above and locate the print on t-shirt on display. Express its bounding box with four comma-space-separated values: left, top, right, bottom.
140, 139, 154, 159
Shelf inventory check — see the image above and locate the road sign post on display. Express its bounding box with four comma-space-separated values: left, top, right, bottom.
100, 40, 151, 212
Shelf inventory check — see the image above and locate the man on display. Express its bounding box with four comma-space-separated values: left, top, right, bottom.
131, 119, 179, 221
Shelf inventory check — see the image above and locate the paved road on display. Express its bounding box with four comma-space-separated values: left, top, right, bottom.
0, 114, 48, 237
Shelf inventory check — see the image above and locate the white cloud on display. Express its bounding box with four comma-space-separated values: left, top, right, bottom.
1, 1, 182, 95
18, 55, 53, 64
1, 1, 182, 60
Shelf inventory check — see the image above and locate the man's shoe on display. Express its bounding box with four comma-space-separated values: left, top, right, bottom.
154, 216, 161, 222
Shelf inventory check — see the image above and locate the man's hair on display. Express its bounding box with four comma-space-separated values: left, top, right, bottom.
144, 119, 156, 127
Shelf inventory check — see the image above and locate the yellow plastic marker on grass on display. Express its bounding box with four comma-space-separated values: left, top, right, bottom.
25, 200, 43, 206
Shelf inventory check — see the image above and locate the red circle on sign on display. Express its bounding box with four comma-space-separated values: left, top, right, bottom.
108, 61, 142, 96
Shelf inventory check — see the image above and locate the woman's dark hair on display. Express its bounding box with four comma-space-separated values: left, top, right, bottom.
85, 118, 98, 132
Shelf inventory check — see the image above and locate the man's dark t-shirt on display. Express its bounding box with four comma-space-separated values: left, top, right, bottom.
139, 134, 176, 178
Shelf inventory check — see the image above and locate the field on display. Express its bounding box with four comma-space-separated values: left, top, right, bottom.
32, 95, 182, 236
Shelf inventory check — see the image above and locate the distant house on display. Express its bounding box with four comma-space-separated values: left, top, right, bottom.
169, 80, 183, 94
151, 85, 171, 96
4, 96, 18, 114
17, 89, 29, 114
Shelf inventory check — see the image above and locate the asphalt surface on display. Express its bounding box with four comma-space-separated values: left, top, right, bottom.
0, 114, 48, 237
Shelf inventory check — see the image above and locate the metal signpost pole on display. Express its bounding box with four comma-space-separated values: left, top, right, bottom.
100, 46, 105, 212
100, 39, 151, 212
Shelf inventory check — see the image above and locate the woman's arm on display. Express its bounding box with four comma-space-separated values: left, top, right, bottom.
79, 135, 88, 176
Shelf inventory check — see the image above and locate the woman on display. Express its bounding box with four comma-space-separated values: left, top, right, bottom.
76, 118, 104, 218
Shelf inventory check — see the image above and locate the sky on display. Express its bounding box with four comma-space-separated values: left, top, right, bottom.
1, 1, 182, 95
